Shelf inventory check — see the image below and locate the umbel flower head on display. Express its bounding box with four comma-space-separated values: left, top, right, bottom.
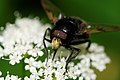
0, 17, 110, 80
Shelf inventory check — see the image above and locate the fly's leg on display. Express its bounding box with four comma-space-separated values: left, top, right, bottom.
86, 40, 91, 51
63, 50, 73, 75
52, 49, 58, 61
63, 46, 80, 75
43, 28, 51, 65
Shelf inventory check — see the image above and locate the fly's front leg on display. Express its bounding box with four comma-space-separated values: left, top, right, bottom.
63, 46, 80, 75
52, 49, 58, 61
86, 39, 91, 51
43, 28, 51, 65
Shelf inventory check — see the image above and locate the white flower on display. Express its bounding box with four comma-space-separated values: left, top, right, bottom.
67, 65, 78, 79
0, 47, 3, 58
24, 42, 110, 80
10, 75, 21, 80
81, 69, 96, 80
9, 53, 22, 65
44, 74, 53, 80
24, 76, 30, 80
24, 68, 43, 80
24, 57, 37, 70
90, 53, 110, 71
28, 48, 44, 57
0, 17, 111, 80
78, 56, 91, 73
24, 74, 37, 80
0, 77, 4, 80
36, 61, 43, 69
38, 68, 44, 76
88, 43, 111, 71
0, 17, 50, 65
4, 74, 21, 80
79, 77, 84, 80
0, 71, 2, 76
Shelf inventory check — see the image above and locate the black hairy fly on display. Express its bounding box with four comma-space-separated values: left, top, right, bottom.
43, 16, 91, 74
41, 0, 120, 74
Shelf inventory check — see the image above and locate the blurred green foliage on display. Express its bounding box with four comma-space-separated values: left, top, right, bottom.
0, 0, 120, 80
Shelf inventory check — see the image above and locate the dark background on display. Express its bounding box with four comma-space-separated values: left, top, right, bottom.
0, 0, 120, 80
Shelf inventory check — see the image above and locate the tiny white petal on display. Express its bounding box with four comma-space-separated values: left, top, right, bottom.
5, 74, 10, 80
25, 65, 30, 70
79, 77, 84, 80
24, 76, 30, 80
37, 51, 44, 56
29, 57, 35, 62
24, 58, 29, 63
9, 60, 15, 65
0, 77, 4, 80
0, 71, 2, 76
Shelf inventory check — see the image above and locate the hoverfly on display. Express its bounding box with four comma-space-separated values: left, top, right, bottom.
41, 0, 120, 74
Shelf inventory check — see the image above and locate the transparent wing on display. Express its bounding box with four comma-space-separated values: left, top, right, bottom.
88, 23, 120, 34
41, 0, 63, 24
41, 0, 120, 33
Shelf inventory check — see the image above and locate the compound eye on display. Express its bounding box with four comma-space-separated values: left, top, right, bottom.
53, 30, 67, 40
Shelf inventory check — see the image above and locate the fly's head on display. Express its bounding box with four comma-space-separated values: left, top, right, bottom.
51, 37, 61, 50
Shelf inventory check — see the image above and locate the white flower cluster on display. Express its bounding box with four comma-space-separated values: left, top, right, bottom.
23, 43, 110, 80
0, 17, 49, 65
0, 71, 21, 80
0, 17, 110, 80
